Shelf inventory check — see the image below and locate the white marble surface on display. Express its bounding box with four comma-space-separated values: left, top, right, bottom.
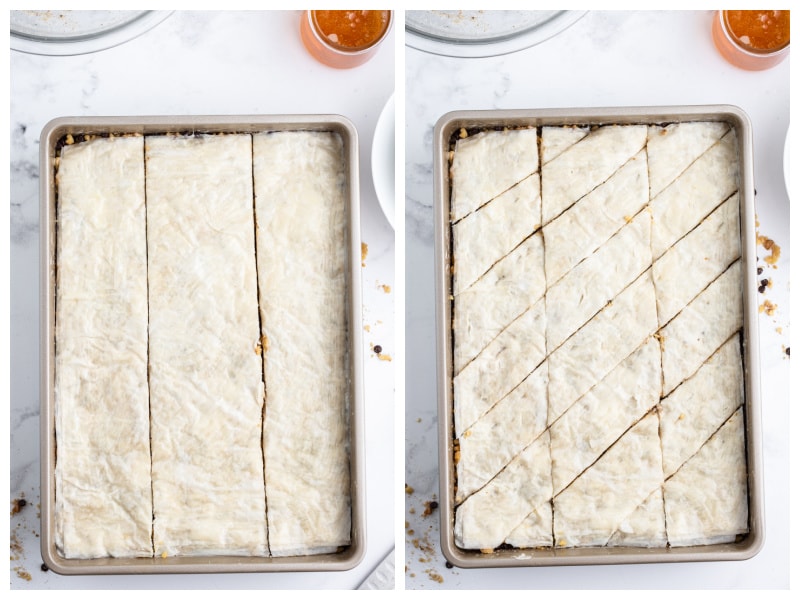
404, 10, 791, 589
9, 10, 395, 590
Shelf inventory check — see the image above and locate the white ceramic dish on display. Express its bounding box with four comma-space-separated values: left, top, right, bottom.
784, 125, 790, 199
371, 94, 395, 229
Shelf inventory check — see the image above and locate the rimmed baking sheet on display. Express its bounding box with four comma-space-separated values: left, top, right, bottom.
39, 115, 365, 575
433, 105, 764, 568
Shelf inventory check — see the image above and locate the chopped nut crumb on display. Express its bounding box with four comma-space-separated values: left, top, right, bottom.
405, 483, 414, 494
759, 299, 777, 316
427, 570, 444, 583
757, 234, 781, 265
422, 499, 439, 517
11, 496, 27, 515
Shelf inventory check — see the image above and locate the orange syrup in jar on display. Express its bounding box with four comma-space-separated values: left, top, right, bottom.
712, 10, 790, 70
725, 10, 790, 53
300, 10, 392, 69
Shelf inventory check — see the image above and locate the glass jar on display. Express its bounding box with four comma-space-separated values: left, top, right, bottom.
300, 10, 392, 69
712, 10, 790, 71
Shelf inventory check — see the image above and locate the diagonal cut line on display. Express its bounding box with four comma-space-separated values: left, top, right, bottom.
540, 125, 590, 167
649, 125, 732, 201
450, 170, 540, 226
454, 225, 543, 299
663, 402, 744, 484
540, 140, 647, 229
454, 426, 550, 508
543, 202, 651, 293
454, 350, 548, 439
553, 406, 660, 501
656, 257, 741, 332
604, 486, 664, 547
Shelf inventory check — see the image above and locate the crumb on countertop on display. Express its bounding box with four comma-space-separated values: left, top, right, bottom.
11, 496, 27, 516
759, 299, 777, 316
370, 342, 392, 362
757, 234, 780, 266
422, 499, 439, 517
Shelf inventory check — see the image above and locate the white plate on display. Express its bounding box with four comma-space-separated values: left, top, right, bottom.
10, 10, 172, 56
372, 94, 395, 229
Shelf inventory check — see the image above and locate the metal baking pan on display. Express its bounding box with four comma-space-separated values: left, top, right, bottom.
39, 115, 365, 575
433, 105, 764, 568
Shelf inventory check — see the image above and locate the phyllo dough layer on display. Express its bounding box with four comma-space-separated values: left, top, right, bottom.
554, 412, 664, 548
664, 408, 749, 547
253, 131, 351, 557
450, 120, 748, 552
146, 134, 268, 557
54, 129, 354, 561
450, 128, 539, 222
55, 136, 153, 558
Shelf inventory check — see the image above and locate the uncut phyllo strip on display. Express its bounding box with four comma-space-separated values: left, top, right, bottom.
53, 131, 350, 559
146, 134, 268, 557
450, 121, 747, 551
253, 131, 351, 556
55, 136, 153, 559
